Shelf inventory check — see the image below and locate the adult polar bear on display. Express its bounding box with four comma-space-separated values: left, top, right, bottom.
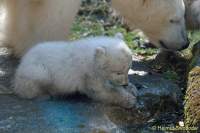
184, 0, 200, 29
0, 0, 81, 57
0, 0, 194, 57
112, 0, 189, 51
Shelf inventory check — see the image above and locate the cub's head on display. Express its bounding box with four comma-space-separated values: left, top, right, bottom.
94, 38, 132, 86
112, 0, 189, 51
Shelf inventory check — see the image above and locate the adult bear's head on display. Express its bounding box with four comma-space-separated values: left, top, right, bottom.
112, 0, 189, 51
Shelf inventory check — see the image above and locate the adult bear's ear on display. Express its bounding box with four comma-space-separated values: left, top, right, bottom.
142, 0, 147, 6
94, 46, 107, 69
114, 32, 124, 40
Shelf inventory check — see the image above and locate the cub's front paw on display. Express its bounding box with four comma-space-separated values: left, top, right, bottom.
124, 83, 138, 97
120, 91, 137, 109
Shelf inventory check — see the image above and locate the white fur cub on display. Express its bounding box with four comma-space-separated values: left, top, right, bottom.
13, 36, 137, 108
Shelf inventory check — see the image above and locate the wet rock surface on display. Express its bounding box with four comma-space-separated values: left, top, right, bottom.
130, 55, 182, 110
0, 95, 123, 133
0, 48, 18, 94
0, 48, 183, 133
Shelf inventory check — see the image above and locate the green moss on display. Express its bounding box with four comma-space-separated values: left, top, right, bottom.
69, 0, 158, 57
188, 31, 200, 46
78, 124, 85, 128
184, 67, 200, 127
163, 70, 179, 81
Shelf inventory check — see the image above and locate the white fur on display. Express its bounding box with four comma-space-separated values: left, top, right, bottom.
112, 0, 188, 51
0, 0, 81, 57
0, 0, 194, 57
14, 36, 137, 108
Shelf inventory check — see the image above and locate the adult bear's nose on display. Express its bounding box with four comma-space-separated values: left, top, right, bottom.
179, 38, 190, 51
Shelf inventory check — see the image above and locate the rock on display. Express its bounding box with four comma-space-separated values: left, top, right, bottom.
131, 55, 182, 111
149, 49, 193, 89
102, 55, 183, 132
0, 48, 19, 94
0, 95, 124, 133
184, 41, 200, 129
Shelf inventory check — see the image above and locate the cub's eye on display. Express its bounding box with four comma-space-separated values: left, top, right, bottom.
116, 72, 122, 75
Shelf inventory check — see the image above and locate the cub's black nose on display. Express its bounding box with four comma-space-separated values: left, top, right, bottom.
122, 84, 129, 87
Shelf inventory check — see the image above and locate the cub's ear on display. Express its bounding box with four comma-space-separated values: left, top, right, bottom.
95, 46, 106, 58
94, 46, 107, 69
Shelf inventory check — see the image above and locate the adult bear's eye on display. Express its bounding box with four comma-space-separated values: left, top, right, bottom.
170, 19, 180, 24
170, 19, 175, 23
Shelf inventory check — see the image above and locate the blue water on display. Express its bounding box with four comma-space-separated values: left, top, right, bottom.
37, 99, 93, 132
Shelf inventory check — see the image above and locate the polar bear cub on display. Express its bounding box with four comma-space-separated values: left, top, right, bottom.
13, 36, 137, 108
